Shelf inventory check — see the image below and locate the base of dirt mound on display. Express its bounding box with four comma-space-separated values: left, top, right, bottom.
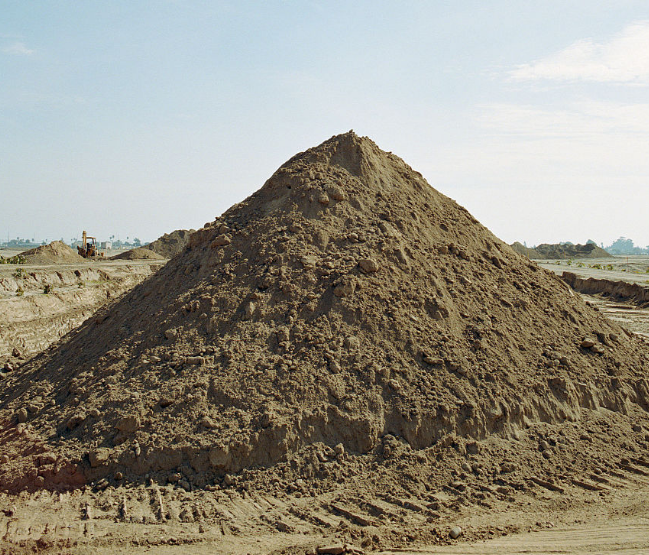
111, 248, 166, 260
20, 241, 84, 265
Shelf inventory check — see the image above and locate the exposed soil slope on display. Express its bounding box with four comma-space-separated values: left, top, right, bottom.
0, 132, 647, 501
510, 242, 538, 258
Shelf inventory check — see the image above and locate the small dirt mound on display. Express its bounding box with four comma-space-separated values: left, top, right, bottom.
513, 242, 612, 260
20, 241, 84, 265
0, 132, 647, 495
111, 248, 165, 261
144, 229, 194, 259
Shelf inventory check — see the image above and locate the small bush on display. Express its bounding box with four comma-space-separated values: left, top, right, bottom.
43, 284, 52, 294
1, 255, 26, 265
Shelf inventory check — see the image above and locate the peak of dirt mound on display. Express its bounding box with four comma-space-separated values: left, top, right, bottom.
144, 229, 195, 259
513, 242, 612, 260
111, 247, 165, 261
20, 241, 84, 265
1, 131, 647, 494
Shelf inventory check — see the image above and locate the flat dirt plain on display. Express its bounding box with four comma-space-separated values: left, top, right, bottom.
0, 249, 647, 555
540, 256, 649, 340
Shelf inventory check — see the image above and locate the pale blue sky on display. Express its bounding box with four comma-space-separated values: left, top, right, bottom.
2, 1, 649, 247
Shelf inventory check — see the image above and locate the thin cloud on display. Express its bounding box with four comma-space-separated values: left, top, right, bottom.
510, 20, 649, 84
3, 41, 35, 55
478, 100, 649, 138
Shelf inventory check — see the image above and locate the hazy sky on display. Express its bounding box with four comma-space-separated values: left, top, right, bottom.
2, 1, 649, 247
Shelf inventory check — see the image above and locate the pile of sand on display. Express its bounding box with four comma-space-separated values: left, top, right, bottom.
19, 241, 84, 265
111, 248, 165, 261
111, 230, 193, 261
144, 229, 194, 259
512, 242, 611, 260
1, 132, 648, 497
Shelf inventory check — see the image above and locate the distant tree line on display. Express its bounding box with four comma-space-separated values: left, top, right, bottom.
604, 237, 649, 255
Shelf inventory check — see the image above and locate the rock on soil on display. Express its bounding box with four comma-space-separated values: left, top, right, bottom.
0, 131, 648, 497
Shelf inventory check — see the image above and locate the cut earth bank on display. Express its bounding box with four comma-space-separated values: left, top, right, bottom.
0, 260, 166, 367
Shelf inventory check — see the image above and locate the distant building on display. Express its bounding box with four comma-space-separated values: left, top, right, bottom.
100, 241, 113, 250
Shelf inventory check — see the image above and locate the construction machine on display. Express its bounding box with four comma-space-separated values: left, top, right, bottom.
77, 231, 103, 258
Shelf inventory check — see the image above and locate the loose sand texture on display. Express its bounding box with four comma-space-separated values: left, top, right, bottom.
0, 132, 648, 554
539, 256, 649, 340
111, 230, 194, 260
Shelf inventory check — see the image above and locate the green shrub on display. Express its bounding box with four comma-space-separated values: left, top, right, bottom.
1, 255, 26, 265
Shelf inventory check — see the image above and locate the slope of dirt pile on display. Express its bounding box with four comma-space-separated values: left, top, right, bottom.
0, 132, 648, 502
517, 242, 612, 260
111, 247, 166, 261
144, 229, 195, 259
20, 241, 84, 265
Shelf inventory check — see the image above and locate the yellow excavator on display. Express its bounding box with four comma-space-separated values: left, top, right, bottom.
77, 231, 103, 258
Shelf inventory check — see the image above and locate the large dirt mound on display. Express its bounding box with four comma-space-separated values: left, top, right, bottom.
512, 242, 612, 260
1, 132, 648, 495
144, 229, 195, 259
20, 241, 84, 265
111, 247, 165, 261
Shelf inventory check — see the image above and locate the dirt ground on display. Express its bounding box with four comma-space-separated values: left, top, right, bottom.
539, 255, 649, 285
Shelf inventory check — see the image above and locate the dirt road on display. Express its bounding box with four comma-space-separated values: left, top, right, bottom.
386, 521, 649, 554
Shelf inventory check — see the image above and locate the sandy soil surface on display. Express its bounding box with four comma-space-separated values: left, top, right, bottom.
539, 255, 649, 285
1, 261, 648, 555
